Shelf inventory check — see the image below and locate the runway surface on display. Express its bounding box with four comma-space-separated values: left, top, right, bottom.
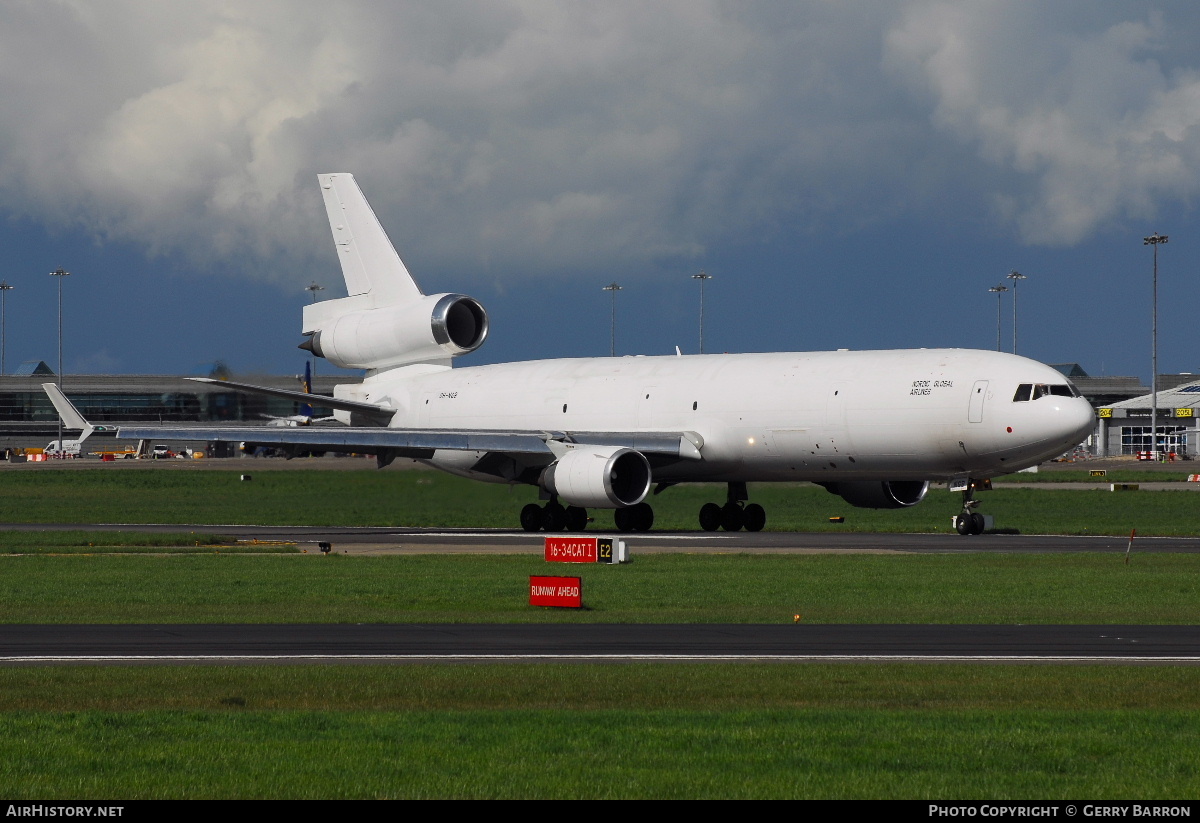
3, 522, 1199, 554
2, 623, 1197, 665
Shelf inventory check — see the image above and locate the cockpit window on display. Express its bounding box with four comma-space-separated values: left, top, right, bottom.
1013, 383, 1080, 401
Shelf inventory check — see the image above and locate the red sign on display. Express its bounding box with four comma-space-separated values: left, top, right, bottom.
529, 575, 582, 608
544, 536, 614, 563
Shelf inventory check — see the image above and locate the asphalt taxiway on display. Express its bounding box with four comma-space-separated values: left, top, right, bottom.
2, 623, 1197, 665
2, 522, 1197, 554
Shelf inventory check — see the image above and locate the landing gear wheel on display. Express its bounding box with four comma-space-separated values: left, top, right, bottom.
743, 503, 766, 533
954, 514, 972, 536
631, 502, 654, 532
970, 512, 986, 535
721, 502, 745, 532
520, 503, 543, 532
614, 507, 635, 533
565, 506, 588, 532
698, 502, 722, 532
542, 502, 566, 532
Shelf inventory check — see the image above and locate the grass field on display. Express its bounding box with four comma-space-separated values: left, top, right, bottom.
0, 530, 273, 554
0, 665, 1196, 799
1, 467, 1199, 535
0, 552, 1196, 624
1, 466, 1198, 798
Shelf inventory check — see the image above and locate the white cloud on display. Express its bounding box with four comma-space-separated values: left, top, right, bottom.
884, 1, 1200, 244
1, 1, 1199, 289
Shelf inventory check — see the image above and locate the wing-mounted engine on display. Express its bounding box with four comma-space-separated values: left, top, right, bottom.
820, 480, 929, 509
539, 445, 652, 509
300, 292, 488, 371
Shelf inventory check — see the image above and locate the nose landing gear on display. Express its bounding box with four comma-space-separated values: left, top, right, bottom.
953, 479, 990, 535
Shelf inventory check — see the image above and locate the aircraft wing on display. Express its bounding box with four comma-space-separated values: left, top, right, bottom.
186, 377, 394, 424
115, 425, 703, 463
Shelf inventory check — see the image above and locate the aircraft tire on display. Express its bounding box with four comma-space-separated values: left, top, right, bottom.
970, 512, 986, 535
698, 503, 722, 532
721, 502, 745, 532
565, 506, 588, 532
743, 503, 766, 532
614, 507, 636, 533
631, 502, 654, 532
520, 503, 543, 532
954, 515, 972, 536
542, 502, 567, 532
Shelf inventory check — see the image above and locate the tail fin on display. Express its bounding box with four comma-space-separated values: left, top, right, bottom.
42, 383, 95, 443
319, 173, 423, 302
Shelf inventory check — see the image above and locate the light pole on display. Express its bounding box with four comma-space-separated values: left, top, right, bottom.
692, 270, 712, 354
0, 281, 13, 376
1005, 270, 1026, 354
602, 282, 622, 356
987, 284, 1008, 352
305, 282, 324, 380
49, 267, 70, 456
1145, 232, 1168, 458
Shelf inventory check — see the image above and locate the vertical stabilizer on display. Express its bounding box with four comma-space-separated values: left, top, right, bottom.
42, 383, 95, 443
318, 173, 425, 304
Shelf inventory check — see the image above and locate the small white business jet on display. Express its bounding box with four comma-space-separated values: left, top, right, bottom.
116, 174, 1094, 534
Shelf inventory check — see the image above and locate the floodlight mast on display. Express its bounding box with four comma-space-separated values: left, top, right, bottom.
602, 282, 622, 357
49, 267, 70, 457
692, 270, 713, 354
305, 282, 324, 380
987, 284, 1008, 352
1144, 232, 1168, 459
0, 281, 13, 376
1005, 270, 1026, 354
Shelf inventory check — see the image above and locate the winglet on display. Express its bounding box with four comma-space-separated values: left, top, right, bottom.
41, 383, 95, 443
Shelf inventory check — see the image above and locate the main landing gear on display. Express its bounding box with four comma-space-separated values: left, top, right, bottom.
953, 480, 988, 536
519, 500, 655, 533
520, 500, 588, 533
698, 482, 766, 532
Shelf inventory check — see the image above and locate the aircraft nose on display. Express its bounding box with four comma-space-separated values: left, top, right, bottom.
1058, 397, 1095, 444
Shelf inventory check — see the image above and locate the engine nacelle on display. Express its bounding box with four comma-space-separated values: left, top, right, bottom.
302, 293, 488, 370
540, 446, 652, 509
821, 480, 929, 509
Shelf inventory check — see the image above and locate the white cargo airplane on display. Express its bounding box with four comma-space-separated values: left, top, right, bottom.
117, 173, 1094, 535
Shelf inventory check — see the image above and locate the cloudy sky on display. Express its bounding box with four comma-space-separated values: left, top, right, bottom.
0, 0, 1198, 381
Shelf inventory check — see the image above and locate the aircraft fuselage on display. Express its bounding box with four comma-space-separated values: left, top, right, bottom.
340, 347, 1094, 484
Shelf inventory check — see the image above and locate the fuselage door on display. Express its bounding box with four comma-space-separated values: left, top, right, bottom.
968, 380, 988, 423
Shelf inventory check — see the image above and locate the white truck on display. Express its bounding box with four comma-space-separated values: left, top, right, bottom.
44, 439, 83, 458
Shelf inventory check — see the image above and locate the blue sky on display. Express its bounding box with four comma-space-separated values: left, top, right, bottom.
0, 1, 1197, 381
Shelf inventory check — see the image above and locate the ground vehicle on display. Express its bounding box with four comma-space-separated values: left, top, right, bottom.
151, 444, 174, 459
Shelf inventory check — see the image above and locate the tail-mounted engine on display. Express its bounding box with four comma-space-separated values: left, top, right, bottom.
300, 293, 488, 370
820, 480, 929, 509
539, 445, 652, 509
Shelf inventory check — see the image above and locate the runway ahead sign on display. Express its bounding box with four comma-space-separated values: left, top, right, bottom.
529, 576, 582, 608
544, 536, 624, 564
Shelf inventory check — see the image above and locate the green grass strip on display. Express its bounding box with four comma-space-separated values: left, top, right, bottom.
0, 530, 287, 554
0, 553, 1196, 624
0, 666, 1196, 799
1, 468, 1199, 535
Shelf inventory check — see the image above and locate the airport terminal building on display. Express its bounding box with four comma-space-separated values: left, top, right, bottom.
0, 362, 351, 451
1093, 381, 1200, 459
